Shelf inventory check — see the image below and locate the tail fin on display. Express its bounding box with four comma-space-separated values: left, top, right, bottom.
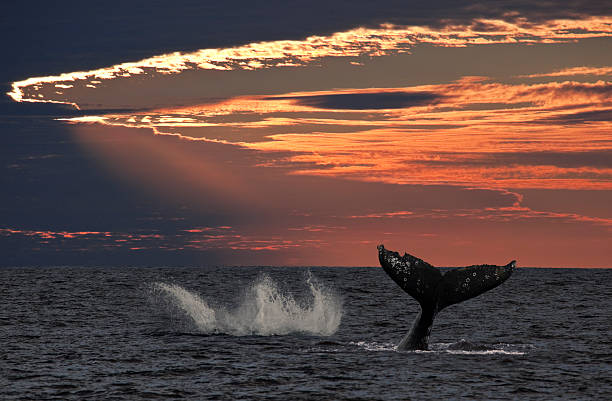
436, 261, 515, 310
377, 244, 442, 307
377, 244, 516, 350
378, 244, 515, 311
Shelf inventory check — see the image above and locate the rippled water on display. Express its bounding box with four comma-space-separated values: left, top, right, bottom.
2, 266, 611, 400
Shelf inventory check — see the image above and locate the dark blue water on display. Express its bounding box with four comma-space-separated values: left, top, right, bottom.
1, 266, 611, 400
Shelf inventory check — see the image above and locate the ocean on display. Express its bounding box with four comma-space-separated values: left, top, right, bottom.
2, 266, 610, 400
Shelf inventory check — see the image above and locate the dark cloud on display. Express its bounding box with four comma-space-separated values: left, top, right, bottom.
269, 91, 444, 110
535, 109, 612, 125
2, 1, 610, 82
514, 81, 612, 100
0, 100, 141, 118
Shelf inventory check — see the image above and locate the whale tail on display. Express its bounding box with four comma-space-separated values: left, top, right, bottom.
377, 244, 515, 350
436, 259, 516, 310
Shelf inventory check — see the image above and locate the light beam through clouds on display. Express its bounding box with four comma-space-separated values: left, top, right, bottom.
60, 78, 612, 190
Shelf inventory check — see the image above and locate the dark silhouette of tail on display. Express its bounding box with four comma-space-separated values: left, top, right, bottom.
377, 244, 515, 350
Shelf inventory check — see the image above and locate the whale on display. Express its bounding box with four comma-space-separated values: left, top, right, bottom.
377, 244, 516, 351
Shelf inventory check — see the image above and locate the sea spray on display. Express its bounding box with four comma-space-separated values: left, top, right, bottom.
151, 272, 342, 336
153, 282, 217, 332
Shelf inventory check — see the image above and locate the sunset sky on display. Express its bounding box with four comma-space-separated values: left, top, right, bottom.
1, 1, 611, 267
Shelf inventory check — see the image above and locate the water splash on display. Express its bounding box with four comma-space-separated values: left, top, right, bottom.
153, 282, 217, 332
151, 273, 342, 336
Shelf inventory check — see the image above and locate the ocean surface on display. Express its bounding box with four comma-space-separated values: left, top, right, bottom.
1, 266, 610, 400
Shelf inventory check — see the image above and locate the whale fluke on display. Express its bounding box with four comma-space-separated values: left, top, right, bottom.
377, 244, 515, 350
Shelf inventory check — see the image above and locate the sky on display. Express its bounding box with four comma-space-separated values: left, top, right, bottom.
1, 1, 611, 267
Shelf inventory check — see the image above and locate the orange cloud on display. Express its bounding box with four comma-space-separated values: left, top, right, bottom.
8, 17, 612, 107
58, 77, 611, 191
345, 206, 612, 227
0, 226, 327, 253
518, 66, 612, 78
0, 228, 111, 239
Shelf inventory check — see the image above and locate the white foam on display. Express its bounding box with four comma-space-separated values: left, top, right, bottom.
152, 273, 343, 336
350, 340, 527, 354
350, 341, 398, 352
443, 349, 525, 355
421, 341, 528, 355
